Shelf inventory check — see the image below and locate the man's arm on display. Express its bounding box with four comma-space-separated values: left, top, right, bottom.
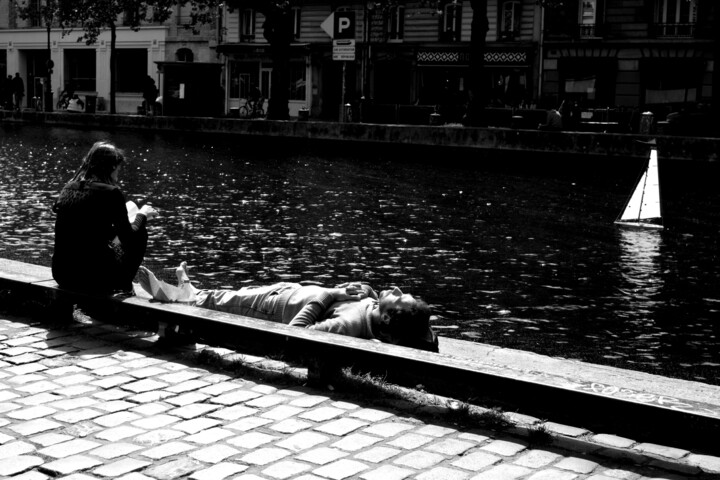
288, 284, 368, 328
287, 290, 335, 328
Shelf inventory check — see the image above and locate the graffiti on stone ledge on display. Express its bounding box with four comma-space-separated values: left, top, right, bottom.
576, 382, 720, 418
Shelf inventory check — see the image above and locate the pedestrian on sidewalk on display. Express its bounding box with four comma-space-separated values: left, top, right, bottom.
143, 75, 158, 115
52, 141, 159, 295
12, 72, 24, 111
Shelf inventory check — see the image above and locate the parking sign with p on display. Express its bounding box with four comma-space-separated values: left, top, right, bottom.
334, 11, 355, 39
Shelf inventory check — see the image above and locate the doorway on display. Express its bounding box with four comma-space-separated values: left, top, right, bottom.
260, 68, 272, 99
25, 50, 50, 109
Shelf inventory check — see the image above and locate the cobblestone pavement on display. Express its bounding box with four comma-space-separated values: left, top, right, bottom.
1, 312, 720, 480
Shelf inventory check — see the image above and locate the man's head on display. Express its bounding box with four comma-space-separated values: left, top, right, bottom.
376, 287, 438, 352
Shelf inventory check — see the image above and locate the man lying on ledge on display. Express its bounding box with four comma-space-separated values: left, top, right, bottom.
137, 262, 439, 352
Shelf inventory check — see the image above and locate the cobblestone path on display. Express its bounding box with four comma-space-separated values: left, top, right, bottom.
1, 313, 719, 479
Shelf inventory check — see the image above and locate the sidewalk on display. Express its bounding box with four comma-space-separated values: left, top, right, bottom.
1, 311, 719, 480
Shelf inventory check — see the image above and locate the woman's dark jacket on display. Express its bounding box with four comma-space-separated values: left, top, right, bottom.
52, 180, 147, 293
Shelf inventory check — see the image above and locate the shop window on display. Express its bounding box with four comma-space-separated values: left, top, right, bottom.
241, 9, 256, 40
288, 62, 306, 101
0, 50, 6, 79
229, 62, 255, 99
19, 0, 45, 27
560, 58, 616, 107
114, 49, 147, 92
123, 7, 140, 26
500, 1, 521, 40
488, 69, 527, 107
387, 4, 405, 41
65, 49, 96, 92
655, 0, 696, 37
643, 59, 701, 104
176, 48, 194, 62
440, 0, 462, 42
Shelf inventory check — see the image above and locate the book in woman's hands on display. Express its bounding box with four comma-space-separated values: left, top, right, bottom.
126, 201, 139, 222
112, 201, 140, 246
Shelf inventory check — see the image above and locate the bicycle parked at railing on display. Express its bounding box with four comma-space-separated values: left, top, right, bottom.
239, 97, 266, 119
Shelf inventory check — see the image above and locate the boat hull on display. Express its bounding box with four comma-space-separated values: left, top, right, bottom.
614, 220, 663, 229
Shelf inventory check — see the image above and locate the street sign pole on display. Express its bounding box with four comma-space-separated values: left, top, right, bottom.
322, 11, 356, 122
341, 61, 347, 122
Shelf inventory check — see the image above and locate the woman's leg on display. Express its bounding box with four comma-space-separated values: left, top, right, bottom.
112, 226, 148, 292
195, 281, 299, 320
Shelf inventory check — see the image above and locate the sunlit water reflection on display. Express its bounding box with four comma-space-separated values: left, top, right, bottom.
1, 124, 719, 384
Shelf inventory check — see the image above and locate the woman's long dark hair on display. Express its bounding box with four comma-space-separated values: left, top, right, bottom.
70, 141, 125, 185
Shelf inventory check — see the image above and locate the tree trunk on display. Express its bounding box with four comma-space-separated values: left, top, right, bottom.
263, 8, 293, 120
45, 23, 53, 112
465, 0, 489, 126
110, 22, 116, 114
713, 2, 720, 131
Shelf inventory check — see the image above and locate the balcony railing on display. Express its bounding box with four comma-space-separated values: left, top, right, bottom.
544, 23, 604, 40
653, 23, 696, 38
578, 23, 597, 38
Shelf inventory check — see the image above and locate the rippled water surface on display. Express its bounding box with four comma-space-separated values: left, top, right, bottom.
1, 124, 719, 384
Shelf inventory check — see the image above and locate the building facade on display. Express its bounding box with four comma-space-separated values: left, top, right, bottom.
541, 0, 716, 115
218, 0, 542, 122
216, 0, 716, 124
0, 1, 715, 123
0, 1, 220, 114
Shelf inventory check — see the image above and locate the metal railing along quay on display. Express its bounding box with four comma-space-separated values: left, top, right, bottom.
2, 109, 719, 163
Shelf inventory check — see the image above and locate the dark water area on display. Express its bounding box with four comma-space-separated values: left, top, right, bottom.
1, 124, 719, 385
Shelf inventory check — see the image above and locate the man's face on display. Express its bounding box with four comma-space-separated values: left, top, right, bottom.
378, 287, 416, 313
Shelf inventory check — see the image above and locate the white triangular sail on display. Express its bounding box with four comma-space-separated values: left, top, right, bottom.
615, 147, 663, 229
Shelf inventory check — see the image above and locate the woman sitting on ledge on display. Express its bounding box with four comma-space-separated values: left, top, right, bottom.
137, 262, 439, 352
52, 141, 158, 295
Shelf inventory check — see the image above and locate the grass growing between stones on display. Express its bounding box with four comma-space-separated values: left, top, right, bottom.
191, 346, 526, 436
193, 348, 306, 386
526, 423, 554, 446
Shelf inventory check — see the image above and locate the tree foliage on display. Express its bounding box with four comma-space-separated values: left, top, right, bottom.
465, 0, 488, 126
15, 0, 61, 28
713, 2, 720, 121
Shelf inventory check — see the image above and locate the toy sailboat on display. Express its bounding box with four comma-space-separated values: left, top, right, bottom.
614, 142, 663, 229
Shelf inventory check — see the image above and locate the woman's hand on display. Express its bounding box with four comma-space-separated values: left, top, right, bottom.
139, 204, 159, 220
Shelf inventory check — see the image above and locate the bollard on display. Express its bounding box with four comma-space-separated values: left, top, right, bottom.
639, 111, 655, 135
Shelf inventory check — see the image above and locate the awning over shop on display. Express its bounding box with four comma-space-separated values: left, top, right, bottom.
216, 43, 310, 54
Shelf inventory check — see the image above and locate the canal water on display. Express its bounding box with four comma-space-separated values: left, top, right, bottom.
1, 124, 719, 385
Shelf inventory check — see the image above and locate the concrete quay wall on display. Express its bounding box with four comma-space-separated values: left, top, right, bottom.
2, 110, 719, 162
